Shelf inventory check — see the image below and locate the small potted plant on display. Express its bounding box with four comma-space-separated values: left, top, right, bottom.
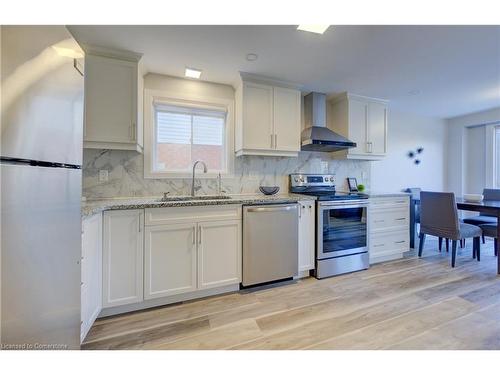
357, 184, 365, 192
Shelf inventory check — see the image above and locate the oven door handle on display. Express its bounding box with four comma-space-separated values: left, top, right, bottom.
319, 202, 369, 209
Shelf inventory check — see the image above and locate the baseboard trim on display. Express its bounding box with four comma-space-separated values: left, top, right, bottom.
98, 284, 239, 318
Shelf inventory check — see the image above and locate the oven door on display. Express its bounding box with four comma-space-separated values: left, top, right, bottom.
317, 200, 368, 260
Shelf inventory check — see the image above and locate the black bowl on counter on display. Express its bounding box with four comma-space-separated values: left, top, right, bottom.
259, 186, 280, 195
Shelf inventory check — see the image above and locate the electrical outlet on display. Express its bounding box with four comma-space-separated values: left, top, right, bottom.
99, 170, 109, 182
320, 161, 329, 173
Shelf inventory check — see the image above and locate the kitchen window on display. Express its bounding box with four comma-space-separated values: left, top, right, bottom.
144, 91, 233, 178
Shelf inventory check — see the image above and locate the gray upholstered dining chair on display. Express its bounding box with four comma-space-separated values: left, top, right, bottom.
479, 224, 498, 257
419, 191, 482, 267
406, 187, 421, 223
406, 187, 450, 253
463, 189, 500, 244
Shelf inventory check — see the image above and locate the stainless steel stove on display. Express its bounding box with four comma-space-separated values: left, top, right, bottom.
290, 174, 369, 279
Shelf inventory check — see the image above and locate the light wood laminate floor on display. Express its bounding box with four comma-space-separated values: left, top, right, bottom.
83, 238, 500, 350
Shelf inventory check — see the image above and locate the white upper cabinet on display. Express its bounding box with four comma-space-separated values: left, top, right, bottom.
367, 101, 388, 155
329, 93, 388, 160
273, 87, 301, 152
235, 73, 301, 157
239, 82, 274, 151
83, 48, 144, 152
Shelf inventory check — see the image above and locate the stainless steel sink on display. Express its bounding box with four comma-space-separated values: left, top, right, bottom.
159, 195, 232, 202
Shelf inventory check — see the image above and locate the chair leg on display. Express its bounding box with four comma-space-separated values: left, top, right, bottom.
451, 240, 457, 267
495, 238, 498, 257
418, 233, 426, 257
482, 234, 485, 244
460, 239, 464, 248
446, 238, 449, 252
438, 237, 443, 252
476, 237, 481, 261
472, 237, 478, 261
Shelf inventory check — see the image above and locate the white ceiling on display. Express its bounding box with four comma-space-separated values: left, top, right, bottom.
68, 25, 500, 118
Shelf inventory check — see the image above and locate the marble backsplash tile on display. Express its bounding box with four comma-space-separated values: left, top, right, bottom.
82, 149, 371, 199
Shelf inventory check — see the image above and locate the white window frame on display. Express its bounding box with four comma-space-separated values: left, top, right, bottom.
485, 123, 500, 188
144, 89, 234, 179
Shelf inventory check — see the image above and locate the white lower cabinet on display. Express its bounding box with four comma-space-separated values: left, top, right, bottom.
144, 223, 197, 299
143, 206, 242, 301
298, 201, 315, 273
368, 196, 410, 264
81, 213, 102, 343
198, 220, 242, 289
102, 209, 144, 308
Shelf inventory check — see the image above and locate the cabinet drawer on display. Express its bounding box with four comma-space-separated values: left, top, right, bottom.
370, 230, 409, 256
145, 205, 242, 226
370, 208, 409, 231
369, 196, 409, 209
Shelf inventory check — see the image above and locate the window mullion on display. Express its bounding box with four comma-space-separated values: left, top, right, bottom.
190, 114, 194, 164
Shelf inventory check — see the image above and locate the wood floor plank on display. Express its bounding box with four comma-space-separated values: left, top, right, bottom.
84, 292, 259, 343
231, 294, 431, 349
83, 316, 210, 350
151, 319, 263, 350
387, 311, 500, 349
306, 297, 478, 349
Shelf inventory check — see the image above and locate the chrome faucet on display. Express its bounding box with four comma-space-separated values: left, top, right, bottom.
191, 160, 208, 197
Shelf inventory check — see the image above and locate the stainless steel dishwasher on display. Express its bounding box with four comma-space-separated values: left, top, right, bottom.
242, 203, 299, 287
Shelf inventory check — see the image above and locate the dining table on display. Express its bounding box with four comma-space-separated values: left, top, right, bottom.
409, 197, 500, 274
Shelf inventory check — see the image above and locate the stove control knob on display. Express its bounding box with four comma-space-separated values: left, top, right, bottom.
330, 177, 334, 182
300, 177, 305, 182
294, 177, 299, 182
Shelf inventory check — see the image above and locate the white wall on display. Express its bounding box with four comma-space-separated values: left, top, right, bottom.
465, 126, 486, 194
144, 73, 234, 101
370, 110, 447, 193
446, 107, 500, 195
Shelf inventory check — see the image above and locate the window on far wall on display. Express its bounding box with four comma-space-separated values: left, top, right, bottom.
496, 126, 500, 188
153, 103, 227, 174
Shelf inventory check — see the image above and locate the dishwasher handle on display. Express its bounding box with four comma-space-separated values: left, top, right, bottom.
245, 204, 297, 213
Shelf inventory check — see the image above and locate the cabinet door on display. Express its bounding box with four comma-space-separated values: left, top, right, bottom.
84, 54, 137, 144
368, 102, 387, 155
242, 82, 274, 150
81, 213, 102, 342
144, 223, 197, 299
197, 220, 242, 289
102, 210, 143, 308
369, 230, 408, 264
348, 99, 369, 154
298, 202, 315, 272
273, 87, 301, 152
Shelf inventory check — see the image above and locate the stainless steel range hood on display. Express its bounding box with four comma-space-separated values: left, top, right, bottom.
301, 92, 356, 152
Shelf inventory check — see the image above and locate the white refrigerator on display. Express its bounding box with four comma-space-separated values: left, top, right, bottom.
1, 26, 84, 349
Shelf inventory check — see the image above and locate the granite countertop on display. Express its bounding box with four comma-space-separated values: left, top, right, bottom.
82, 193, 316, 218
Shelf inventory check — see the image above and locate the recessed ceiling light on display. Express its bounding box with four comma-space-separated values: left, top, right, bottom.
297, 25, 330, 34
185, 67, 202, 79
246, 53, 258, 61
